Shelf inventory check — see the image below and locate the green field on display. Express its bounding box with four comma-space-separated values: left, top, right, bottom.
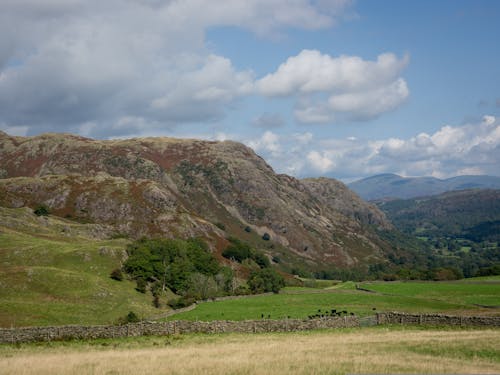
168, 279, 500, 321
0, 207, 165, 327
360, 280, 500, 307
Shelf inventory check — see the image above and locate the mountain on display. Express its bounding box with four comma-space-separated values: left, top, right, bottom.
349, 173, 500, 200
375, 189, 500, 277
0, 131, 392, 271
376, 189, 500, 240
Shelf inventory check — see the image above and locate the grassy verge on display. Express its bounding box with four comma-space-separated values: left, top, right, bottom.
0, 326, 498, 374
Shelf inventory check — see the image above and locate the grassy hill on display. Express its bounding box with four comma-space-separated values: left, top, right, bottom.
0, 207, 167, 327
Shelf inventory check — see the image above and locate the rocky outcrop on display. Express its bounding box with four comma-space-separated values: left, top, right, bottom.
0, 131, 394, 269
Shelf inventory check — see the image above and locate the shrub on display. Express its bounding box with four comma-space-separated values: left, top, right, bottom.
222, 238, 252, 262
215, 222, 226, 231
34, 205, 49, 216
135, 278, 147, 293
248, 268, 285, 294
126, 311, 140, 323
252, 251, 270, 269
168, 296, 196, 309
110, 268, 123, 281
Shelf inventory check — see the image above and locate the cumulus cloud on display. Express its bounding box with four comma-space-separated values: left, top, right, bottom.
245, 116, 500, 180
0, 0, 354, 137
257, 49, 409, 123
246, 131, 282, 156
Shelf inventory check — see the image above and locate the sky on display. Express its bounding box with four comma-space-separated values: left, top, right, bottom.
0, 0, 499, 182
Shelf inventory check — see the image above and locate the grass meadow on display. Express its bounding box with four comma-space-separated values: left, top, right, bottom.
0, 326, 499, 375
168, 279, 500, 321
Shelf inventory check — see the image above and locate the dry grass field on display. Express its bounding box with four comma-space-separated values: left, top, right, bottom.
1, 327, 499, 375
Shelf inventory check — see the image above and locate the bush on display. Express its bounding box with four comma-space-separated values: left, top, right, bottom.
135, 278, 147, 293
252, 251, 270, 269
215, 222, 226, 231
110, 268, 123, 281
116, 311, 140, 325
168, 296, 196, 309
248, 268, 285, 294
34, 205, 49, 216
222, 238, 252, 262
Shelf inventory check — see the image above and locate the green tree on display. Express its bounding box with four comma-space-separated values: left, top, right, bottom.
248, 268, 285, 294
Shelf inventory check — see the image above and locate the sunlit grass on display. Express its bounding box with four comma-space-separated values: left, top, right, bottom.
1, 327, 498, 375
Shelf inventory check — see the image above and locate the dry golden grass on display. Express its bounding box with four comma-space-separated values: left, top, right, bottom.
1, 328, 499, 375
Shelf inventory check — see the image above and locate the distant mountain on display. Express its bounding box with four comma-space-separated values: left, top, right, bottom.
348, 173, 500, 200
375, 189, 500, 277
375, 189, 500, 241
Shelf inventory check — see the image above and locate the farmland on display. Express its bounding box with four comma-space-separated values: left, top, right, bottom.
0, 327, 499, 375
168, 279, 500, 321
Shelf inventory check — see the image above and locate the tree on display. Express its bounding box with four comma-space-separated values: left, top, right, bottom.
248, 268, 284, 294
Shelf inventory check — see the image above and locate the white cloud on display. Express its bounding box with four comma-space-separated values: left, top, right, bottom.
307, 150, 335, 173
0, 0, 353, 137
247, 131, 282, 156
257, 49, 409, 123
245, 116, 500, 180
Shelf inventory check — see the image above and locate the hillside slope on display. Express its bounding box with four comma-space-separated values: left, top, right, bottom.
375, 190, 500, 277
0, 131, 392, 270
0, 206, 163, 327
376, 189, 500, 240
349, 173, 500, 200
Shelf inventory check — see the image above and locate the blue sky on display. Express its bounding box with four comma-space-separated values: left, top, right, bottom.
0, 0, 499, 181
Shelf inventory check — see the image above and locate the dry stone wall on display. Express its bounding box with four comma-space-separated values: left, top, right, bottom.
0, 316, 358, 344
377, 312, 500, 327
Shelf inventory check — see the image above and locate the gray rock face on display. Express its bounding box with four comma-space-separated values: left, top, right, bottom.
0, 131, 394, 268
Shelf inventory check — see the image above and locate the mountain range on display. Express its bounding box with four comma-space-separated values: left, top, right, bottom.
0, 131, 394, 273
348, 173, 500, 200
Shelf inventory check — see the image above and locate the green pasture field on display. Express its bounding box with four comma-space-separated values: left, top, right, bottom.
168, 279, 499, 321
359, 279, 500, 307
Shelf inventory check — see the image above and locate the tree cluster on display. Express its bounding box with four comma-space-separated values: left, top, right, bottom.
222, 237, 270, 268
123, 238, 234, 305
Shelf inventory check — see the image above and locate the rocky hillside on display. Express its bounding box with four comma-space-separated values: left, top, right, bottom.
0, 131, 392, 270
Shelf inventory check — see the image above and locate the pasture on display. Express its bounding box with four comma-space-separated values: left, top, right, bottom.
0, 327, 498, 374
168, 279, 500, 321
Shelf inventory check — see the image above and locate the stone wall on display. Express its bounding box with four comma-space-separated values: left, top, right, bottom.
376, 312, 500, 327
0, 316, 358, 344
